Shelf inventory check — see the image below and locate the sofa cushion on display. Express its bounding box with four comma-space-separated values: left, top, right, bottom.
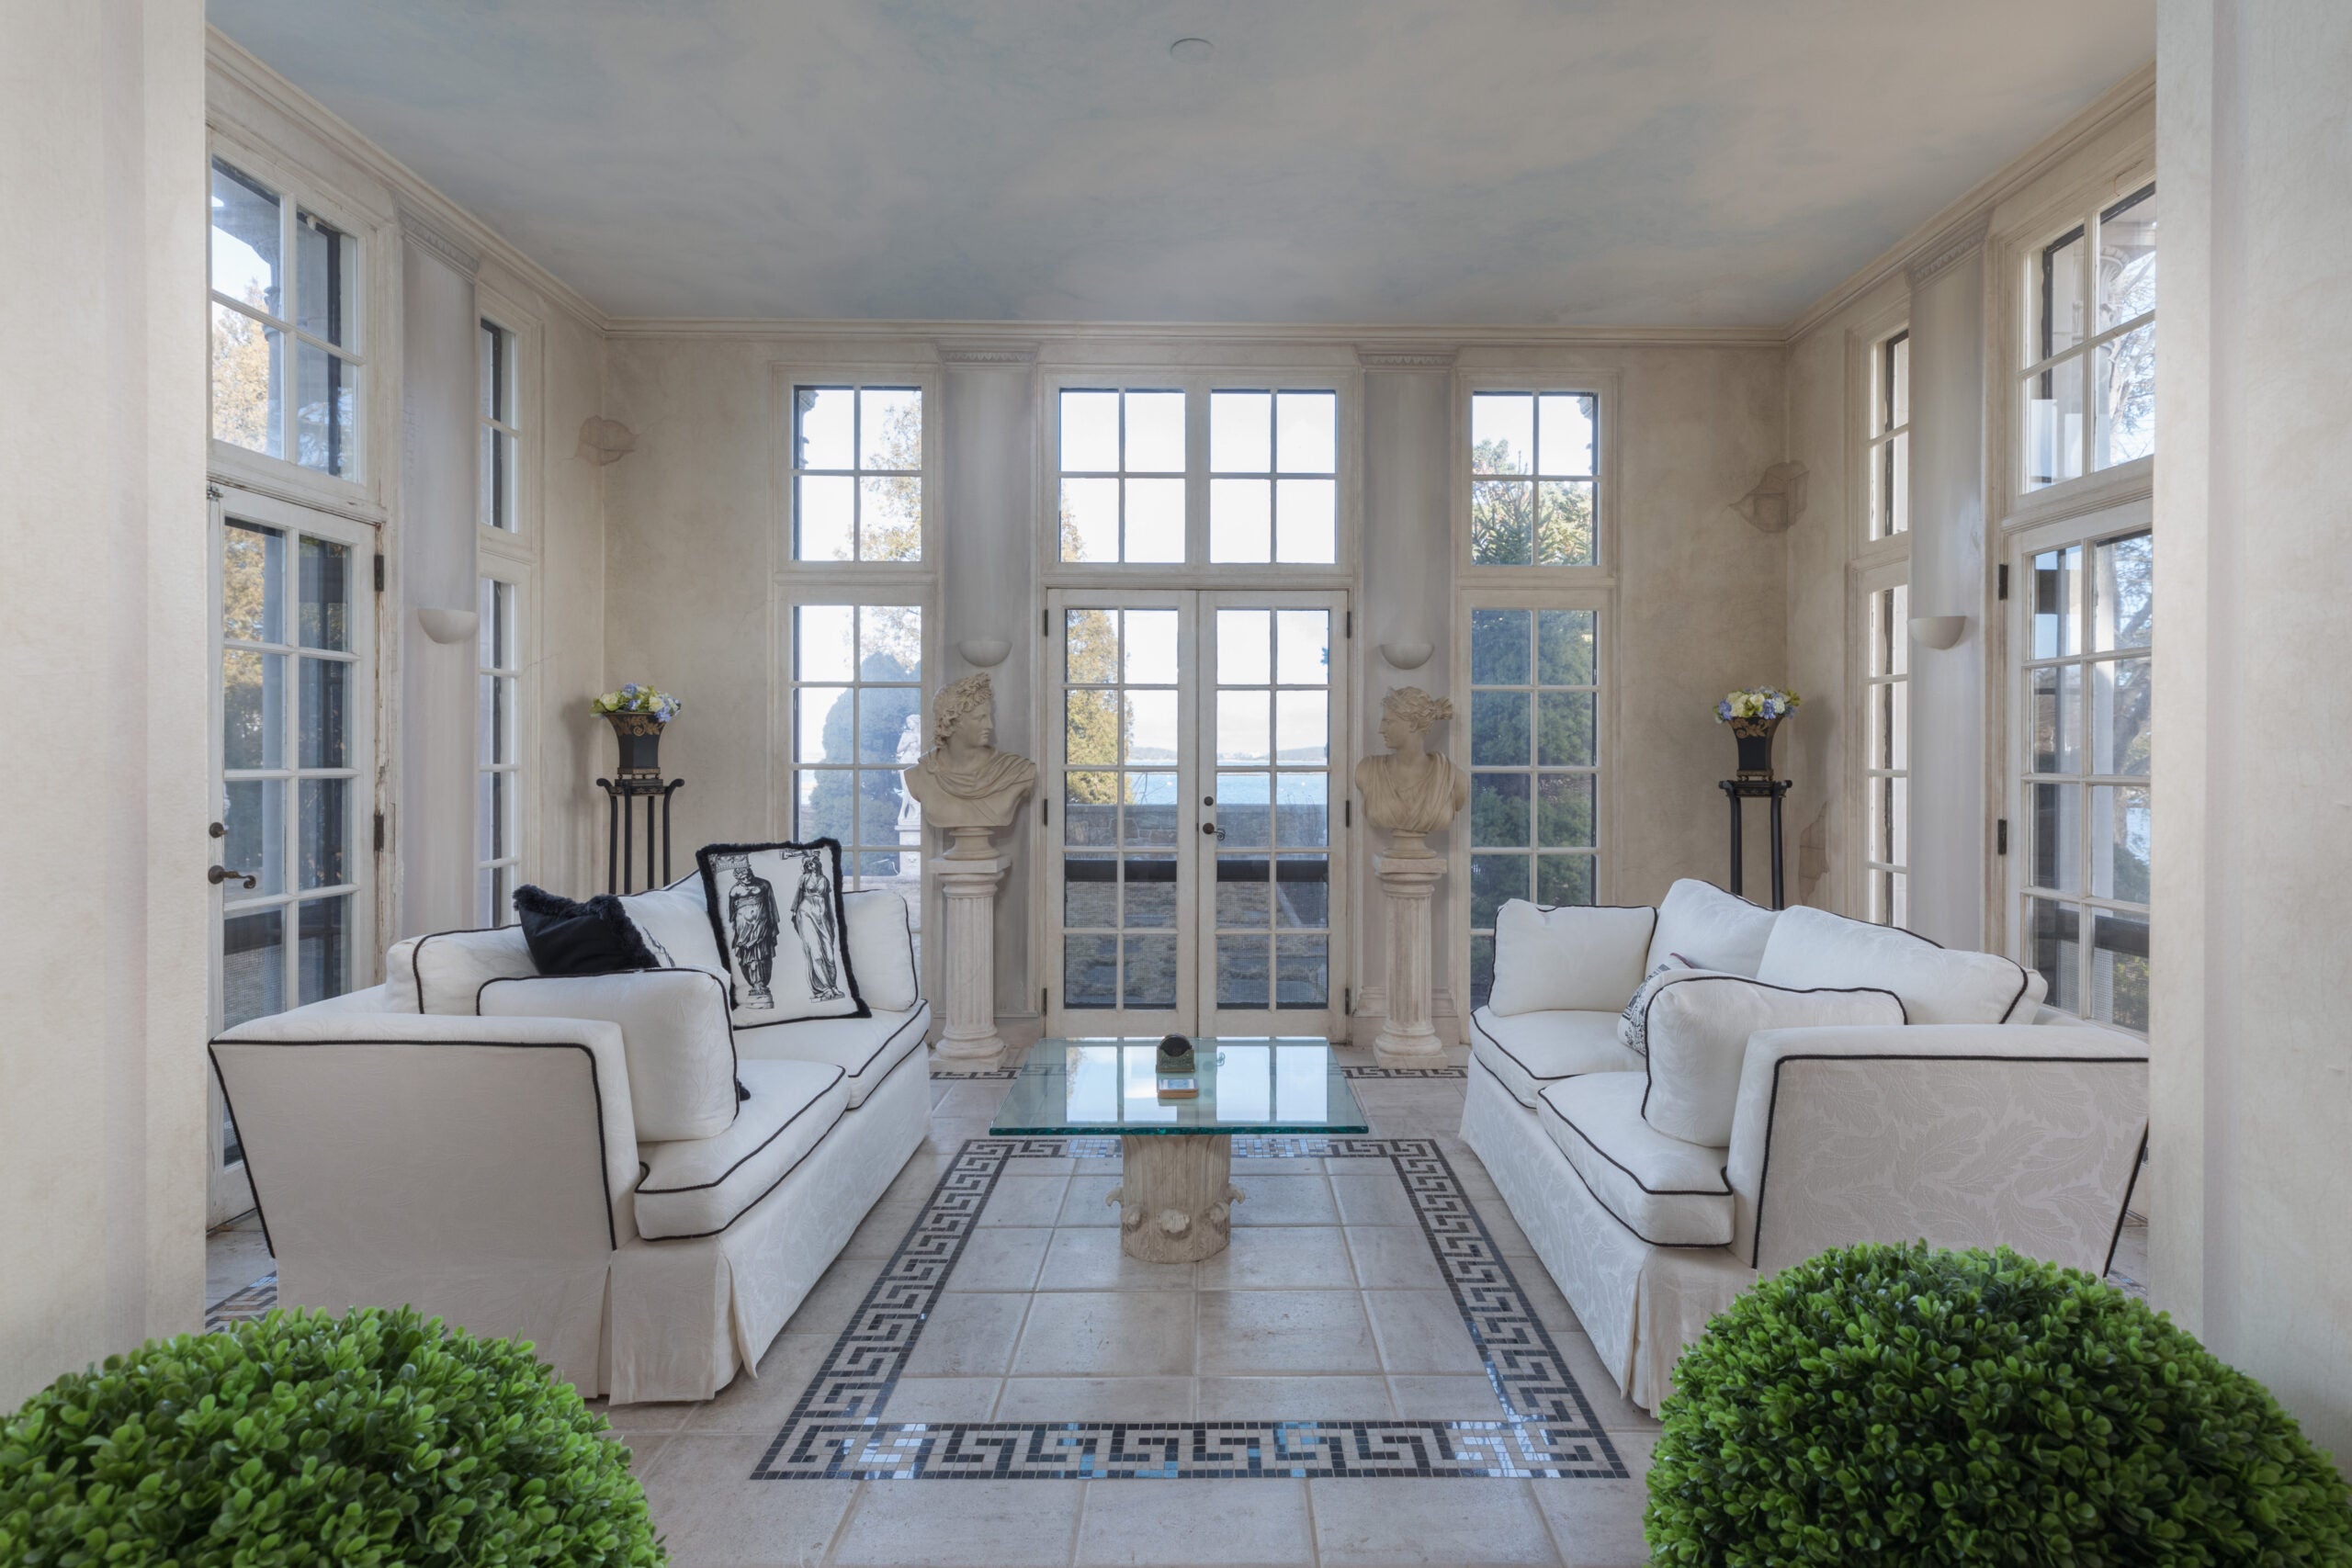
634, 1058, 850, 1241
1487, 900, 1658, 1016
844, 890, 921, 1013
696, 840, 870, 1025
1538, 1074, 1732, 1247
479, 967, 741, 1142
1640, 976, 1906, 1145
617, 875, 729, 976
1648, 879, 1777, 977
384, 925, 538, 1014
1756, 905, 2035, 1024
1469, 1007, 1642, 1109
735, 1000, 931, 1108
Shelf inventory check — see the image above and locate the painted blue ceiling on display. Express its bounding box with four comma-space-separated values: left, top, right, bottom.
207, 0, 2154, 325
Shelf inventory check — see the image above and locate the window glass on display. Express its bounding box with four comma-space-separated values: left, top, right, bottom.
209, 157, 363, 479
791, 604, 926, 931
793, 386, 922, 561
1469, 392, 1598, 566
2022, 182, 2155, 491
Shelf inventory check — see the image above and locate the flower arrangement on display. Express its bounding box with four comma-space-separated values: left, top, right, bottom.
1714, 686, 1800, 724
592, 683, 683, 725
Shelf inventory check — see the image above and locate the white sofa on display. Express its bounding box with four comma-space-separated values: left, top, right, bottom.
1459, 881, 2148, 1414
209, 886, 932, 1404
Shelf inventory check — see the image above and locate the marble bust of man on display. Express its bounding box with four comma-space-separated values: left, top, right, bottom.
901, 672, 1036, 847
1355, 686, 1470, 857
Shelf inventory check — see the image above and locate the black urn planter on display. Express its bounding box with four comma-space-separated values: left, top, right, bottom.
604, 711, 666, 782
1730, 716, 1781, 782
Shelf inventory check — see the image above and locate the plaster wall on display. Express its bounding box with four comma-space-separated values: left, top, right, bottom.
601, 334, 1788, 1035
2153, 0, 2352, 1468
0, 0, 210, 1409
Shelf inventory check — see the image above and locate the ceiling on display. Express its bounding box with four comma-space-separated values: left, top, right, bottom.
208, 1, 2154, 327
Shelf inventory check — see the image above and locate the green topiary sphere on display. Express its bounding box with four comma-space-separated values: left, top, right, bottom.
1645, 1242, 2352, 1566
0, 1305, 665, 1566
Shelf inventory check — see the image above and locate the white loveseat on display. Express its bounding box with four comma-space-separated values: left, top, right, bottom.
1459, 881, 2148, 1413
209, 885, 932, 1404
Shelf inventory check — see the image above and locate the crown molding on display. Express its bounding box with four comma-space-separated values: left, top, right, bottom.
396, 207, 481, 277
1784, 60, 2154, 344
1356, 344, 1459, 368
206, 27, 609, 333
600, 316, 1784, 349
1905, 216, 1991, 291
938, 342, 1040, 366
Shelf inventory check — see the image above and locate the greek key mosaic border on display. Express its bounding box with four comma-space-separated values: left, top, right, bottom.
752, 1135, 1624, 1482
205, 1274, 278, 1331
929, 1065, 1468, 1082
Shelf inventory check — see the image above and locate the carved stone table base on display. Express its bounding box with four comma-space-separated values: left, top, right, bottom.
1105, 1135, 1245, 1262
1372, 851, 1449, 1066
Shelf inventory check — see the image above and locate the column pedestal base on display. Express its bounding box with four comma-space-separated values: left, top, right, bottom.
933, 839, 1012, 1066
1106, 1135, 1243, 1262
1371, 850, 1450, 1067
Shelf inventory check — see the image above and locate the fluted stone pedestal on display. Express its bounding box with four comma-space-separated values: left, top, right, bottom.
932, 827, 1011, 1064
1372, 850, 1448, 1066
1105, 1134, 1244, 1262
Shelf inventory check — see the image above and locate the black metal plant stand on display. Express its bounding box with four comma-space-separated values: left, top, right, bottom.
1718, 777, 1792, 910
597, 776, 685, 894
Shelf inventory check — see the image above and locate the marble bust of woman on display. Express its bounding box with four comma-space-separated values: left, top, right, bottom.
1354, 686, 1470, 856
901, 672, 1036, 852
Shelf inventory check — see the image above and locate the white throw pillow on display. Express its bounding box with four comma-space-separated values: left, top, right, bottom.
478, 968, 741, 1141
618, 875, 727, 976
1648, 879, 1778, 977
1487, 900, 1658, 1017
384, 925, 538, 1014
1756, 905, 2035, 1024
1642, 976, 1907, 1145
697, 840, 868, 1025
843, 889, 921, 1013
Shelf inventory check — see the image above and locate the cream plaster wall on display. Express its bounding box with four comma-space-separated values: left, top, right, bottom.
0, 0, 210, 1409
2154, 0, 2352, 1469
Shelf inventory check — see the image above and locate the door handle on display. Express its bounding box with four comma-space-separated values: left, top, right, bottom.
1201, 822, 1216, 836
208, 864, 258, 889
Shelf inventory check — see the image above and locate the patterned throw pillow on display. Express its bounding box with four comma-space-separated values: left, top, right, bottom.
695, 840, 869, 1027
1618, 953, 1697, 1054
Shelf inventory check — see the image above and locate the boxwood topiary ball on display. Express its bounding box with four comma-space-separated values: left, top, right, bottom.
1645, 1242, 2352, 1567
0, 1305, 663, 1566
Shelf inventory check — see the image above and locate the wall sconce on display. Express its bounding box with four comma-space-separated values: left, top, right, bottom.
958, 637, 1011, 668
1909, 615, 1969, 650
1379, 642, 1432, 670
416, 607, 479, 645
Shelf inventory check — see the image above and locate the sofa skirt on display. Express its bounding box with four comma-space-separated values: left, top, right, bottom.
1459, 1057, 1758, 1413
605, 1043, 932, 1403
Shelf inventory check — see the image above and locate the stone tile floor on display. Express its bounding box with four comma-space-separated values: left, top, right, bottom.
203, 1043, 2155, 1567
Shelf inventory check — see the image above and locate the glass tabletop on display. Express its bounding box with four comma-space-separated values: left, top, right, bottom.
989, 1039, 1369, 1136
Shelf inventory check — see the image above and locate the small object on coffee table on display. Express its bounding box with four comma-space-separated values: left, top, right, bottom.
1157, 1033, 1196, 1075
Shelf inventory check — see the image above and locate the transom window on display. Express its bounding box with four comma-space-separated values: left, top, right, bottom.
1058, 389, 1188, 564
792, 386, 923, 562
2022, 182, 2156, 491
2017, 526, 2152, 1031
1208, 391, 1338, 563
476, 577, 523, 924
1466, 604, 1601, 1008
1868, 331, 1911, 539
209, 155, 364, 480
1860, 575, 1909, 924
480, 320, 518, 532
789, 602, 925, 919
1469, 391, 1598, 567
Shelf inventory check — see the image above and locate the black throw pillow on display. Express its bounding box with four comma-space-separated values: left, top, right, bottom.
513, 885, 662, 976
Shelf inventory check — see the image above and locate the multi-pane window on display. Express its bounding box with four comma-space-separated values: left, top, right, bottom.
1208, 391, 1338, 564
2023, 183, 2156, 491
792, 387, 923, 562
476, 577, 523, 925
1869, 331, 1911, 538
2019, 529, 2152, 1030
480, 320, 518, 532
1469, 392, 1598, 566
1210, 607, 1334, 1010
1058, 389, 1187, 563
1060, 607, 1182, 1010
1466, 606, 1600, 1007
209, 156, 363, 479
1861, 578, 1910, 924
791, 604, 925, 919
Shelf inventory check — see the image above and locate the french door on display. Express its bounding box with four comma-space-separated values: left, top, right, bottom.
1045, 589, 1348, 1038
208, 489, 378, 1222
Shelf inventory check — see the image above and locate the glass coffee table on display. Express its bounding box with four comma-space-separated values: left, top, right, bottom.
990, 1039, 1369, 1262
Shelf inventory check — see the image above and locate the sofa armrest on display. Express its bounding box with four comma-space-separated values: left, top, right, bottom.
1724, 1022, 2147, 1274
476, 968, 739, 1142
210, 1010, 639, 1257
